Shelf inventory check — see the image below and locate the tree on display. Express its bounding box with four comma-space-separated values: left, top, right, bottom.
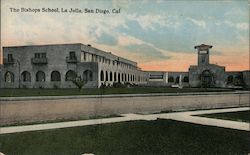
72, 76, 86, 91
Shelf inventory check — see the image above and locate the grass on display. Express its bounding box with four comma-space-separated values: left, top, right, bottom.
198, 110, 250, 123
0, 119, 249, 155
0, 87, 234, 97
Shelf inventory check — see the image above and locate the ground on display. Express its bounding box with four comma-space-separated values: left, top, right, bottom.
199, 110, 250, 123
0, 87, 233, 97
0, 119, 249, 155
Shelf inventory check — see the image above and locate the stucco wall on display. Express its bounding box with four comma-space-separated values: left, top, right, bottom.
0, 92, 249, 125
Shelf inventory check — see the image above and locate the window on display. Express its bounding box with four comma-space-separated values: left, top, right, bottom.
51, 71, 61, 81
36, 71, 46, 82
41, 53, 46, 58
83, 52, 86, 61
183, 76, 189, 82
202, 57, 205, 63
65, 70, 77, 81
175, 77, 180, 83
83, 70, 93, 81
35, 53, 40, 58
21, 71, 31, 82
35, 53, 46, 58
168, 76, 174, 82
5, 71, 14, 83
227, 76, 233, 84
69, 51, 76, 60
7, 54, 13, 62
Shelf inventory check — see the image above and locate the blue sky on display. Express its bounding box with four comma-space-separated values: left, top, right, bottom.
1, 0, 249, 71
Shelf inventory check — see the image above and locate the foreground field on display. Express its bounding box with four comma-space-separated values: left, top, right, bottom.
0, 87, 233, 97
0, 119, 249, 155
199, 110, 250, 123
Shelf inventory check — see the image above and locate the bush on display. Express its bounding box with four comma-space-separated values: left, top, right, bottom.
113, 82, 126, 88
72, 76, 86, 91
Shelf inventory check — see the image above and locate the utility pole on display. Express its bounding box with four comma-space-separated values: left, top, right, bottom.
15, 59, 20, 88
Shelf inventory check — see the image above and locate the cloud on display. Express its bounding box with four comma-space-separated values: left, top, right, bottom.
187, 17, 206, 29
127, 14, 168, 30
224, 21, 249, 31
117, 35, 144, 46
235, 23, 248, 30
125, 44, 170, 62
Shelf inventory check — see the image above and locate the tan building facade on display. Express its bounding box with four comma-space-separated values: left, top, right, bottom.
1, 43, 147, 88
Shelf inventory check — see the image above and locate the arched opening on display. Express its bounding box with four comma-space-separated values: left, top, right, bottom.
100, 70, 104, 81
36, 71, 46, 82
114, 72, 117, 82
122, 73, 124, 82
65, 70, 77, 81
5, 71, 14, 83
110, 72, 113, 81
118, 73, 121, 82
51, 71, 61, 81
200, 70, 214, 87
227, 75, 233, 84
83, 70, 93, 81
175, 77, 180, 84
21, 71, 31, 82
125, 73, 127, 82
168, 76, 174, 82
234, 74, 244, 86
183, 76, 189, 83
105, 71, 108, 81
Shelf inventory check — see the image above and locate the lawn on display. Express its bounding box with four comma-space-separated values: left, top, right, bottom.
198, 110, 250, 123
0, 87, 234, 97
0, 119, 249, 155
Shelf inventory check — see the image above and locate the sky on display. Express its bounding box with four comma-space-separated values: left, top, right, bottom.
1, 0, 249, 71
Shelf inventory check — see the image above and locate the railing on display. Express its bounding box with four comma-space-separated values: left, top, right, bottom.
66, 56, 77, 63
3, 58, 15, 65
31, 57, 48, 64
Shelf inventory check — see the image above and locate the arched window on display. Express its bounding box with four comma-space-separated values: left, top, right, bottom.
105, 71, 108, 81
183, 76, 189, 82
122, 73, 124, 82
51, 71, 61, 81
176, 77, 180, 83
125, 74, 127, 82
5, 71, 14, 83
36, 71, 46, 82
227, 75, 233, 84
83, 70, 93, 81
118, 73, 121, 82
168, 76, 174, 82
110, 72, 113, 81
100, 70, 104, 81
114, 72, 117, 82
65, 70, 77, 81
200, 70, 214, 87
21, 71, 31, 82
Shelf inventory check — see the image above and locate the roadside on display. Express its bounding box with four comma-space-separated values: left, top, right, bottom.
1, 107, 249, 134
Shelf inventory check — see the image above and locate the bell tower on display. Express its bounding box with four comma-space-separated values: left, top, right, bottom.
194, 44, 212, 66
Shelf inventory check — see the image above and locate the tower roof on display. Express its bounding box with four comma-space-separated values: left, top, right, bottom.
194, 44, 213, 49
